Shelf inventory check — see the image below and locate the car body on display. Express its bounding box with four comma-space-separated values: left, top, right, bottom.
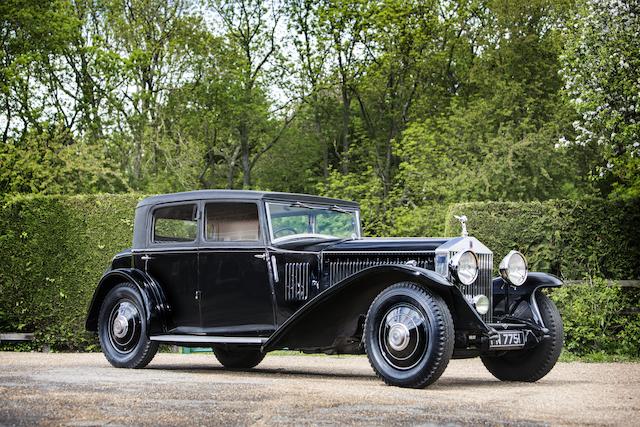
86, 190, 564, 388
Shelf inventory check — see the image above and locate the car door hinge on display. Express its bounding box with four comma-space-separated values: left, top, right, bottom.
195, 290, 202, 301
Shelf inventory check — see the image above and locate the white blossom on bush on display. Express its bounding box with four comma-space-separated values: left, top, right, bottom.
561, 0, 640, 196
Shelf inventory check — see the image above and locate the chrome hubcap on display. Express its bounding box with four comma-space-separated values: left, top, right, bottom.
112, 315, 129, 338
378, 302, 429, 370
107, 300, 141, 354
388, 323, 410, 351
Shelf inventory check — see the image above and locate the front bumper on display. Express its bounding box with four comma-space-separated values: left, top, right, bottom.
454, 320, 548, 357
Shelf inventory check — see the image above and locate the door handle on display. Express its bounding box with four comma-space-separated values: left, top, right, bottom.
254, 253, 266, 260
141, 255, 153, 261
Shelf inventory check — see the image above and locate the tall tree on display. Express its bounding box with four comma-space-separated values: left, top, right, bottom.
214, 0, 293, 188
103, 0, 206, 185
0, 0, 78, 141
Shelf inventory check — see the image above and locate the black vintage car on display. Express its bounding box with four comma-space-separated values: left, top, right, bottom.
86, 190, 563, 388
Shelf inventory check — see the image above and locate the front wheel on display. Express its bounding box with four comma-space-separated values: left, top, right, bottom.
98, 282, 158, 368
213, 346, 265, 370
364, 282, 454, 388
481, 292, 563, 382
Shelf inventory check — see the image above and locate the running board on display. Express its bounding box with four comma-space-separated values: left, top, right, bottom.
150, 335, 267, 345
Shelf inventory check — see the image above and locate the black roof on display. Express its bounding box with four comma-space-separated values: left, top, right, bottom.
136, 190, 359, 208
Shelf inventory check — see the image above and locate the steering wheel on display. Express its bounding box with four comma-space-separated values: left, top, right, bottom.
273, 227, 298, 238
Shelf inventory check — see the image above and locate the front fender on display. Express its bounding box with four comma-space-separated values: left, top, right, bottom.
492, 272, 563, 328
262, 264, 488, 353
85, 268, 170, 335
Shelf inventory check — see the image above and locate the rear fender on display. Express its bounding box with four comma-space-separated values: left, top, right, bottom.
262, 264, 488, 353
492, 272, 563, 329
85, 268, 170, 335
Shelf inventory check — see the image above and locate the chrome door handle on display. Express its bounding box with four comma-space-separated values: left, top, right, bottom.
254, 253, 266, 260
141, 255, 153, 261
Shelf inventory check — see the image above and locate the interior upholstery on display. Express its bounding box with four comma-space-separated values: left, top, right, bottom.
206, 203, 260, 241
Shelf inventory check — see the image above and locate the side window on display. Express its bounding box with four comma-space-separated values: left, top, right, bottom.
153, 204, 197, 243
206, 203, 260, 242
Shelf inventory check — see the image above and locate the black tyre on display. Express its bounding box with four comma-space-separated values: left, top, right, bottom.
481, 292, 563, 382
98, 282, 158, 368
364, 282, 454, 388
213, 346, 265, 370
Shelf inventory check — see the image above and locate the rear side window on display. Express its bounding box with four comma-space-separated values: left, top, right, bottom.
206, 203, 260, 242
153, 204, 197, 243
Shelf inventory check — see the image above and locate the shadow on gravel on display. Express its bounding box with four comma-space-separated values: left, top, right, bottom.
146, 364, 580, 388
439, 377, 581, 388
147, 364, 376, 380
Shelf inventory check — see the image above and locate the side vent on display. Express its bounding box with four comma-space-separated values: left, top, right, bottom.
284, 262, 310, 301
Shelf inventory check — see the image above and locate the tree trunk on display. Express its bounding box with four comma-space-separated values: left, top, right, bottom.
239, 122, 251, 188
340, 84, 350, 174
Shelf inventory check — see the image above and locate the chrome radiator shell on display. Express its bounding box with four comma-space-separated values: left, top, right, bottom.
435, 237, 494, 322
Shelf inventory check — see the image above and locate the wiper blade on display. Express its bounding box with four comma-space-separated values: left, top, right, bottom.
329, 205, 350, 213
289, 201, 313, 209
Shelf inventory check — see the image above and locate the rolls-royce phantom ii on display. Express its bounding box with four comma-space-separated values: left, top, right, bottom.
86, 190, 563, 388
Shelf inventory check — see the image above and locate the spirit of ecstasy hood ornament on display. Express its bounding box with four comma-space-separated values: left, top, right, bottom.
454, 215, 468, 237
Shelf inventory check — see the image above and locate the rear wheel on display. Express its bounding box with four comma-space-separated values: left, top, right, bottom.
213, 346, 265, 370
481, 292, 563, 382
98, 282, 158, 368
364, 282, 454, 388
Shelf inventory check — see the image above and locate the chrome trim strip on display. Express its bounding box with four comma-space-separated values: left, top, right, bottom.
132, 248, 265, 254
271, 255, 279, 283
149, 335, 267, 344
132, 247, 198, 253
323, 251, 436, 255
267, 247, 322, 254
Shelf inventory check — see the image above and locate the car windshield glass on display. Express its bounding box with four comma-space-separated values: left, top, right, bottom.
267, 202, 359, 242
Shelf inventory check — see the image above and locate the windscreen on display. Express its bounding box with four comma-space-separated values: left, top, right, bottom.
267, 202, 359, 242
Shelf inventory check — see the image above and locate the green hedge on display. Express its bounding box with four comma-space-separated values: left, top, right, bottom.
445, 199, 640, 280
374, 204, 448, 238
0, 194, 143, 350
550, 279, 640, 358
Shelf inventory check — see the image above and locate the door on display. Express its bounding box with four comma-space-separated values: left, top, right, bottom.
139, 203, 200, 331
198, 202, 275, 335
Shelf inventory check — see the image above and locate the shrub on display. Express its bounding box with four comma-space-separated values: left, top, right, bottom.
0, 194, 144, 350
550, 279, 640, 358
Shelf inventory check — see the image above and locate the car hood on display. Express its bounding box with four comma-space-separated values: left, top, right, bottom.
325, 237, 450, 252
273, 237, 450, 253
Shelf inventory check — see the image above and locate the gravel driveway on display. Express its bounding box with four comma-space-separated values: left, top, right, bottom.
0, 352, 638, 426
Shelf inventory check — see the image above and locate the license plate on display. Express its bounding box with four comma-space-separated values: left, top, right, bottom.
490, 331, 525, 349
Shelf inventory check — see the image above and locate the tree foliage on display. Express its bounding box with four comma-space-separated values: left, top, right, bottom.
0, 0, 637, 215
561, 0, 640, 199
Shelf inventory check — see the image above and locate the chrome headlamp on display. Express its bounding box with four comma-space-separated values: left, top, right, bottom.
449, 250, 479, 286
499, 250, 528, 286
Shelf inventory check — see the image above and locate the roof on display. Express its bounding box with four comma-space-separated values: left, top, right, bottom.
136, 189, 360, 208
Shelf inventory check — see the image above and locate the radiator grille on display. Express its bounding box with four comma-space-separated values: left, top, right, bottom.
284, 262, 310, 301
454, 251, 493, 323
478, 254, 493, 322
328, 254, 435, 286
